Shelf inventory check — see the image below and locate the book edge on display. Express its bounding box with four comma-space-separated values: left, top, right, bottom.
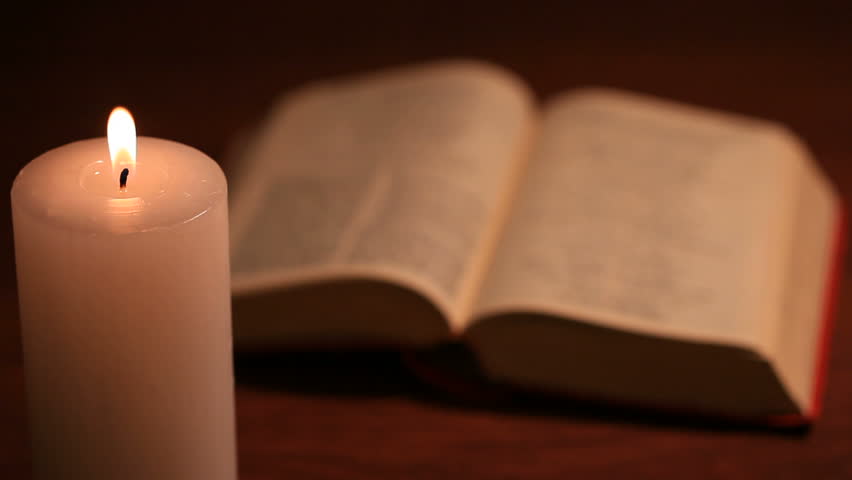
768, 200, 847, 426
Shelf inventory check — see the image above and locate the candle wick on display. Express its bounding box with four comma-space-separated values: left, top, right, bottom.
119, 168, 129, 192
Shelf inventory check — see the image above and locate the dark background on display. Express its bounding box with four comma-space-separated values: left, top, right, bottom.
3, 1, 852, 478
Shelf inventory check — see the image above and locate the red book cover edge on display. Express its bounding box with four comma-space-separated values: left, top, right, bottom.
766, 202, 847, 426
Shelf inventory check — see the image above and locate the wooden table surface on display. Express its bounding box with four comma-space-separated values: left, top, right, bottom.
2, 2, 852, 478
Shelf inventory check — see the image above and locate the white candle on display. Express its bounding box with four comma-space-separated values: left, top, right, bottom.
11, 108, 236, 479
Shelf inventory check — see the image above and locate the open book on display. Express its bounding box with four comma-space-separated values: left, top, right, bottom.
229, 61, 844, 424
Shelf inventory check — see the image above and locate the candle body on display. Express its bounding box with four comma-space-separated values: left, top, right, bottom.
12, 138, 236, 479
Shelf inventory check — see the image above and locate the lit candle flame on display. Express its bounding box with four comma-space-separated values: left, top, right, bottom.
107, 107, 136, 190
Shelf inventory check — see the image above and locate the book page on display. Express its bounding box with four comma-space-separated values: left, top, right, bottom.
230, 61, 534, 329
473, 90, 797, 350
